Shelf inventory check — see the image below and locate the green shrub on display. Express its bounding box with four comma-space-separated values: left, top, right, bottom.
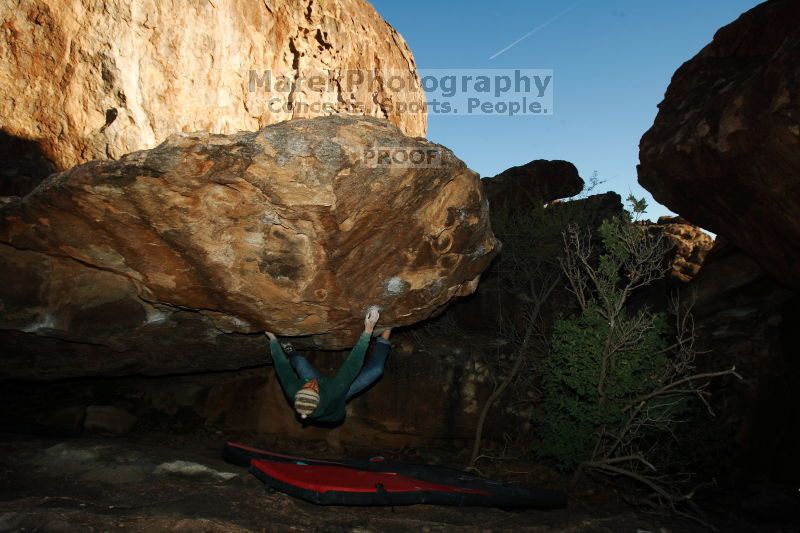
535, 196, 739, 520
537, 297, 671, 470
535, 197, 682, 468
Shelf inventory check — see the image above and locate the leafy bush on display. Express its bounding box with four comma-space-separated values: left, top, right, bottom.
535, 196, 739, 520
467, 182, 612, 470
537, 298, 671, 470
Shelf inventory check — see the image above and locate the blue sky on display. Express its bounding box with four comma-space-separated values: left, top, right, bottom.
370, 0, 761, 223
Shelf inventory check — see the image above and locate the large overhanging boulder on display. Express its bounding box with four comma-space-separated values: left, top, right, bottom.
0, 116, 499, 380
0, 0, 426, 195
637, 0, 800, 289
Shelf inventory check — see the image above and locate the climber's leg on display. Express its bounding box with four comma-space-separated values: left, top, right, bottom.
290, 354, 323, 381
345, 338, 391, 400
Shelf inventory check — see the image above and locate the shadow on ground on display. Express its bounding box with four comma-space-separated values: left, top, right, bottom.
0, 431, 712, 532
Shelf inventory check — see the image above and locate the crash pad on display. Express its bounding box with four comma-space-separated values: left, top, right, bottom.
223, 441, 567, 508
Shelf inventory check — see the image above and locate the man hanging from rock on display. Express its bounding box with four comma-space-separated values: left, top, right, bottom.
265, 307, 392, 422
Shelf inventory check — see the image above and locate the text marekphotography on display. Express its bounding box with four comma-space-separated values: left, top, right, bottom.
247, 68, 553, 117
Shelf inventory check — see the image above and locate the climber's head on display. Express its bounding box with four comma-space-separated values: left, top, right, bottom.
294, 378, 320, 419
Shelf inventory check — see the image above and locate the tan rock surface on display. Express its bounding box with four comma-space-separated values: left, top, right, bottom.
0, 0, 426, 191
0, 116, 498, 379
642, 216, 714, 283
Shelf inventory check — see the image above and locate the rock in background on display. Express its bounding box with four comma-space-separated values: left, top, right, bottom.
0, 0, 426, 194
0, 330, 524, 452
682, 237, 800, 484
0, 115, 498, 379
637, 0, 800, 488
638, 0, 800, 289
451, 159, 624, 333
640, 215, 714, 284
481, 159, 585, 212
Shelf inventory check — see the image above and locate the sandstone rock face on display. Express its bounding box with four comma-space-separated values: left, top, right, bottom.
451, 191, 624, 333
682, 237, 800, 483
0, 116, 498, 379
637, 0, 800, 289
0, 330, 536, 451
482, 159, 584, 211
0, 0, 426, 194
83, 406, 138, 436
627, 217, 715, 324
642, 216, 714, 283
459, 159, 588, 333
0, 131, 56, 197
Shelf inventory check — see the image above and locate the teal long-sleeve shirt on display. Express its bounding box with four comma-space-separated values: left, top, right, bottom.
270, 332, 372, 423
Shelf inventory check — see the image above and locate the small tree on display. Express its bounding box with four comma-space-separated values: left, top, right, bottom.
536, 195, 740, 522
467, 183, 608, 471
467, 201, 562, 470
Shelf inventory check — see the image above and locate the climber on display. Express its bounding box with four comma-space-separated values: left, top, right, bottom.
265, 307, 392, 423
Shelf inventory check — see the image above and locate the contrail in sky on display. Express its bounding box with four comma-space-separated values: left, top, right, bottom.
489, 1, 582, 60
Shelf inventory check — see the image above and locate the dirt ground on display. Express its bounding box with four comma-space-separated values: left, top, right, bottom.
0, 431, 792, 533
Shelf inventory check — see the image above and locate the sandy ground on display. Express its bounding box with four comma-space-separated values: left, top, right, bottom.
0, 431, 778, 532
